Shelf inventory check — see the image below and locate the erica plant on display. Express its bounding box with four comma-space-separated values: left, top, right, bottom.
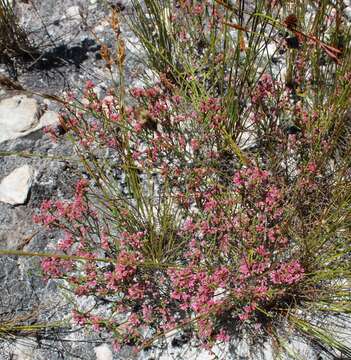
34, 1, 351, 358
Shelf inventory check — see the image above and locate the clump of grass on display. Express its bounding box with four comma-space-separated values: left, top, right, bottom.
0, 0, 38, 71
0, 313, 65, 341
0, 296, 71, 347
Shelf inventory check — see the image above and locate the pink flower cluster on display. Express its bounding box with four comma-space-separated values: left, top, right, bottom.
33, 179, 89, 226
34, 77, 324, 354
41, 257, 73, 278
251, 73, 275, 105
270, 260, 305, 285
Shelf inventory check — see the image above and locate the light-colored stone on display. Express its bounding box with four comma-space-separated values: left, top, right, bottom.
64, 6, 81, 20
0, 165, 35, 205
39, 110, 60, 127
94, 344, 113, 360
0, 95, 39, 142
0, 95, 58, 144
12, 340, 35, 360
94, 24, 106, 33
344, 6, 351, 20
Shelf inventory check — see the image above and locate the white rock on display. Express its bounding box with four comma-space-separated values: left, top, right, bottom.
94, 25, 106, 33
94, 344, 113, 360
266, 43, 277, 58
0, 95, 39, 143
0, 165, 35, 205
93, 19, 110, 33
64, 6, 81, 20
344, 6, 351, 20
39, 110, 60, 126
238, 115, 257, 151
12, 340, 35, 360
0, 95, 58, 144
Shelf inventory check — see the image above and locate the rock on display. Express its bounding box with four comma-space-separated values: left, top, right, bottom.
94, 24, 106, 33
0, 95, 39, 143
39, 110, 60, 126
344, 6, 351, 20
0, 165, 35, 205
12, 340, 35, 360
0, 95, 58, 144
64, 6, 81, 20
94, 344, 113, 360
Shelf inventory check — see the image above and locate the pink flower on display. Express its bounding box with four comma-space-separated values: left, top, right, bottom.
145, 87, 161, 97
204, 199, 217, 212
254, 280, 268, 298
219, 234, 229, 254
57, 232, 74, 251
239, 258, 251, 278
233, 172, 244, 186
239, 303, 256, 321
91, 316, 102, 332
270, 260, 304, 285
256, 245, 269, 257
85, 80, 95, 90
190, 139, 200, 151
128, 283, 145, 300
130, 87, 145, 97
41, 257, 72, 277
101, 232, 110, 251
183, 218, 196, 232
193, 4, 204, 15
75, 285, 89, 296
216, 329, 230, 342
128, 313, 141, 327
110, 113, 120, 122
307, 161, 317, 173
171, 95, 182, 104
265, 186, 281, 206
72, 310, 87, 325
197, 319, 213, 339
112, 339, 122, 352
75, 179, 89, 195
212, 267, 229, 287
134, 122, 143, 132
142, 304, 153, 323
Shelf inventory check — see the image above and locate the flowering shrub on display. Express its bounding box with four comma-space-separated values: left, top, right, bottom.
36, 79, 350, 354
34, 0, 351, 358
